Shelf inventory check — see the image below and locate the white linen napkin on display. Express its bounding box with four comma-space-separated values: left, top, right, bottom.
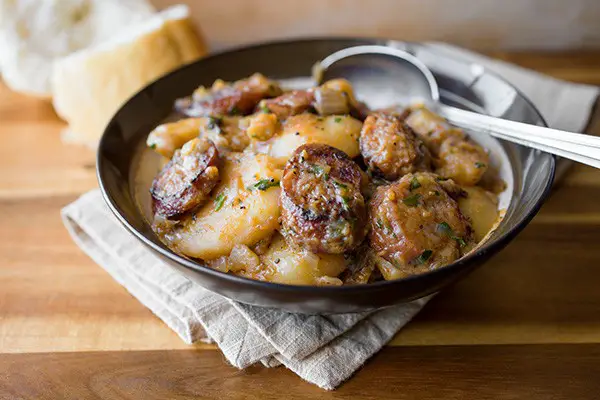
61, 44, 598, 390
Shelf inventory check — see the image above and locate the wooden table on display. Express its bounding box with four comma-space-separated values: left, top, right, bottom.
1, 51, 600, 399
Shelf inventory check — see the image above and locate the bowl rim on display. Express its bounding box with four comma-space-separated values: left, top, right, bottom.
97, 37, 556, 294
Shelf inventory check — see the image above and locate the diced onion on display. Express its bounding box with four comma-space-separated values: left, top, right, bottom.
313, 87, 350, 116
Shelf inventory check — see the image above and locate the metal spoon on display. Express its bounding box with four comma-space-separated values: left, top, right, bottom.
317, 45, 600, 169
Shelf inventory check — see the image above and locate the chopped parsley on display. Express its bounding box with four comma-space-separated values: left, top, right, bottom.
214, 193, 226, 211
334, 117, 342, 123
309, 164, 329, 180
333, 180, 348, 189
437, 221, 452, 235
340, 196, 351, 210
375, 219, 384, 229
260, 104, 271, 113
475, 162, 486, 169
230, 106, 240, 115
414, 250, 433, 265
248, 178, 280, 191
310, 164, 324, 174
437, 222, 467, 247
402, 193, 421, 207
149, 143, 157, 149
409, 176, 421, 191
206, 116, 222, 130
328, 218, 349, 238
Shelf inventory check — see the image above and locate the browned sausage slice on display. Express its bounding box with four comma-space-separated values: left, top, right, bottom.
151, 138, 220, 218
368, 172, 472, 276
259, 90, 315, 119
359, 112, 432, 181
280, 144, 367, 254
175, 73, 282, 117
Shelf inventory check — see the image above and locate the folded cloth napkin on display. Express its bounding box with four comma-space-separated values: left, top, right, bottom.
62, 43, 598, 390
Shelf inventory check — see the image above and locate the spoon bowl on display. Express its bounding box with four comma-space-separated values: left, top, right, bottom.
319, 45, 439, 109
318, 45, 600, 170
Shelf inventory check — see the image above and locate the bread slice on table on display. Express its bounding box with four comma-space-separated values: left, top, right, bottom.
0, 0, 156, 98
52, 4, 207, 147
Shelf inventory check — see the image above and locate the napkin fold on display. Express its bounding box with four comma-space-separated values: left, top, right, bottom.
62, 44, 598, 390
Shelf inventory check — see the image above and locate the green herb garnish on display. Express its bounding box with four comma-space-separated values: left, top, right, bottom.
206, 116, 222, 130
214, 193, 226, 211
409, 176, 421, 191
436, 176, 449, 181
437, 222, 467, 247
340, 196, 351, 210
149, 143, 157, 149
454, 237, 467, 247
249, 178, 280, 191
309, 164, 324, 175
333, 180, 348, 189
414, 250, 433, 265
437, 222, 452, 235
375, 219, 384, 229
260, 104, 271, 113
475, 162, 486, 169
309, 164, 329, 180
334, 117, 342, 123
402, 193, 421, 207
329, 218, 351, 238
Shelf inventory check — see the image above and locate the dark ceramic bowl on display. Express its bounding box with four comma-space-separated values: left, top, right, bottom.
97, 38, 555, 314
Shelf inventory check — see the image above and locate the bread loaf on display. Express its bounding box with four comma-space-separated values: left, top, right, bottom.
52, 4, 206, 146
0, 0, 156, 97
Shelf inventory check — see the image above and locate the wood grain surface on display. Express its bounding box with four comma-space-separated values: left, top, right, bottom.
2, 345, 600, 399
1, 51, 600, 399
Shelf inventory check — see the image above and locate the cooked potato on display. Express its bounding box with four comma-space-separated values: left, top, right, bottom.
246, 112, 279, 141
260, 234, 346, 285
147, 116, 251, 157
147, 118, 202, 158
158, 152, 282, 259
264, 114, 362, 167
200, 116, 251, 153
458, 186, 499, 241
405, 106, 465, 153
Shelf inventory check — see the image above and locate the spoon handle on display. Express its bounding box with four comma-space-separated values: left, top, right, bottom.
438, 105, 600, 169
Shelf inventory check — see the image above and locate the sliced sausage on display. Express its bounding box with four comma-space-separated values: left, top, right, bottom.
175, 73, 282, 117
260, 90, 315, 119
280, 143, 367, 254
151, 137, 220, 218
359, 112, 432, 181
368, 172, 472, 276
260, 81, 370, 120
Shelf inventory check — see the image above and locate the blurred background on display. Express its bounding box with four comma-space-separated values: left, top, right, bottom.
156, 0, 600, 51
2, 0, 600, 146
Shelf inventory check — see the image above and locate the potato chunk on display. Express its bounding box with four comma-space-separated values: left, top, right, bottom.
260, 234, 347, 285
158, 152, 282, 260
458, 186, 499, 242
147, 118, 202, 158
264, 114, 361, 167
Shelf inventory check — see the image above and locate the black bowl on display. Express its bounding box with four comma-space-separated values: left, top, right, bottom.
97, 38, 555, 314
